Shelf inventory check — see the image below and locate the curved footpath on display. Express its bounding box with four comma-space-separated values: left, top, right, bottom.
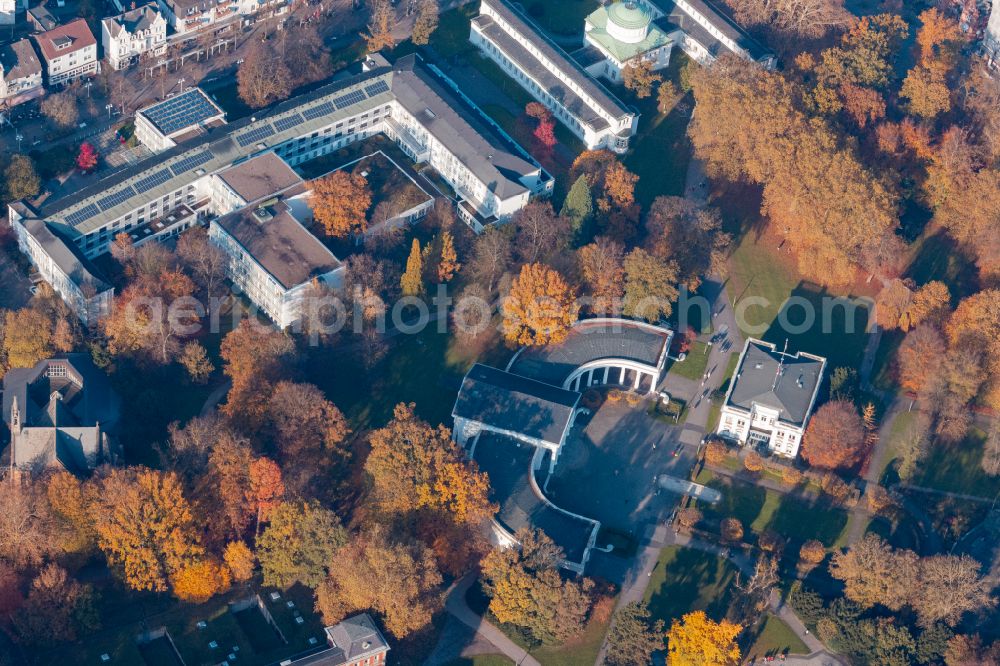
443, 573, 541, 666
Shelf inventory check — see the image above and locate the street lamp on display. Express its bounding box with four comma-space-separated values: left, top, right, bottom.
178, 78, 186, 93
15, 133, 23, 153
84, 81, 93, 98
106, 103, 114, 118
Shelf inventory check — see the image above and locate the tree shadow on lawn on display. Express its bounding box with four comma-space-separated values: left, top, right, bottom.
646, 548, 737, 625
760, 281, 871, 370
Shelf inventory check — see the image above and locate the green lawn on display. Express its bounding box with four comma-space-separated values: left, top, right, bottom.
667, 340, 710, 381
518, 0, 598, 35
726, 231, 871, 369
620, 53, 694, 207
912, 428, 1000, 499
644, 546, 739, 626
745, 614, 810, 659
445, 657, 513, 666
696, 470, 849, 547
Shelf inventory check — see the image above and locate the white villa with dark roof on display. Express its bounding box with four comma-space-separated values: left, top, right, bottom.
101, 3, 168, 71
716, 338, 826, 458
8, 54, 551, 324
451, 318, 672, 573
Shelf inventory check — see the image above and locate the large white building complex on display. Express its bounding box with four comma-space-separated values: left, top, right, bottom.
471, 0, 638, 153
7, 54, 552, 327
134, 87, 227, 153
716, 338, 826, 458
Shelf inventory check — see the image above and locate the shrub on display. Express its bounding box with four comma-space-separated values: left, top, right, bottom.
866, 484, 894, 514
821, 474, 851, 503
581, 389, 602, 410
704, 440, 728, 465
676, 507, 703, 530
624, 391, 643, 406
799, 539, 826, 565
607, 389, 624, 404
743, 451, 764, 473
780, 465, 803, 486
757, 529, 785, 554
816, 617, 840, 644
720, 517, 744, 543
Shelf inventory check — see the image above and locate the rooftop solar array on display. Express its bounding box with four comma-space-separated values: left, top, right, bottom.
301, 101, 335, 121
334, 90, 366, 109
365, 80, 390, 97
141, 89, 222, 136
97, 185, 137, 211
235, 124, 276, 147
273, 113, 305, 133
169, 150, 213, 176
64, 203, 100, 226
134, 168, 172, 194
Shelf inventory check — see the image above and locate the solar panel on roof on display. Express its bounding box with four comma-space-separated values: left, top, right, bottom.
134, 169, 172, 194
235, 124, 276, 147
142, 89, 221, 136
169, 150, 213, 176
365, 80, 390, 97
64, 203, 100, 227
273, 114, 305, 132
333, 90, 366, 109
97, 185, 137, 211
301, 102, 334, 121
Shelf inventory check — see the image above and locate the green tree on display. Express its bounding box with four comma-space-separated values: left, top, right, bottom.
4, 154, 40, 201
561, 175, 594, 243
623, 248, 679, 322
606, 601, 665, 665
256, 501, 346, 588
401, 238, 424, 296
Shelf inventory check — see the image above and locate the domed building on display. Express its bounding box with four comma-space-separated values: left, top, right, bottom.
583, 1, 674, 82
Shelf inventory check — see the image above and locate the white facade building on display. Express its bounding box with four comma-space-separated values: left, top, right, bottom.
471, 0, 638, 153
134, 87, 227, 152
156, 0, 287, 36
33, 19, 100, 86
716, 339, 826, 458
581, 1, 674, 83
7, 54, 550, 323
101, 4, 168, 71
0, 39, 44, 106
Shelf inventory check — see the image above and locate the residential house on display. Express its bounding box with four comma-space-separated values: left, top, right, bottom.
33, 18, 99, 86
716, 338, 826, 458
2, 354, 121, 475
102, 3, 168, 70
0, 39, 44, 106
285, 614, 389, 666
27, 4, 58, 32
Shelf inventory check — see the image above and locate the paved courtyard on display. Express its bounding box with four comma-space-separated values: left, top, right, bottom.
543, 400, 698, 538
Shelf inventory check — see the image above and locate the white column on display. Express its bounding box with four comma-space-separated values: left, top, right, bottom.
619, 367, 626, 384
603, 367, 610, 384
633, 372, 642, 390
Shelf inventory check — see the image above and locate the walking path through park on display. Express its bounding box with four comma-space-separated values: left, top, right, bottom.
443, 574, 542, 666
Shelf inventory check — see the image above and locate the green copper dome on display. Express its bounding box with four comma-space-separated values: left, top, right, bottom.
607, 1, 651, 30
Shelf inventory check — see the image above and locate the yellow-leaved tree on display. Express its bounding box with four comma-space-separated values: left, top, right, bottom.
667, 611, 742, 666
501, 263, 577, 347
310, 171, 371, 237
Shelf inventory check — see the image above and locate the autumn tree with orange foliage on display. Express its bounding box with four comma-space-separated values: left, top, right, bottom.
839, 83, 885, 129
666, 611, 741, 666
622, 59, 661, 98
87, 468, 203, 593
946, 290, 1000, 410
801, 399, 866, 470
310, 170, 372, 237
220, 319, 296, 427
249, 457, 285, 536
570, 150, 639, 214
577, 237, 625, 315
437, 230, 460, 283
172, 559, 231, 603
876, 279, 950, 331
501, 263, 577, 346
103, 267, 197, 364
223, 541, 255, 582
316, 524, 443, 639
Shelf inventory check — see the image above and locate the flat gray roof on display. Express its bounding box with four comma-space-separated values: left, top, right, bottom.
453, 363, 579, 446
213, 200, 340, 290
726, 339, 825, 426
217, 152, 303, 204
26, 54, 540, 238
478, 0, 632, 123
22, 219, 111, 294
508, 318, 671, 386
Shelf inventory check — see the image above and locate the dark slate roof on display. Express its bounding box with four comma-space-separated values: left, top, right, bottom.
652, 0, 772, 62
478, 0, 632, 123
285, 614, 389, 666
508, 319, 671, 386
453, 364, 580, 446
2, 354, 121, 431
0, 39, 42, 82
473, 432, 597, 566
213, 200, 340, 290
103, 4, 163, 38
726, 339, 825, 426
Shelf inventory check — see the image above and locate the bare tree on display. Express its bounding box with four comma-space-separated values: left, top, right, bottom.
40, 93, 79, 129
982, 420, 1000, 476
469, 226, 513, 296
237, 41, 292, 108
176, 227, 227, 298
